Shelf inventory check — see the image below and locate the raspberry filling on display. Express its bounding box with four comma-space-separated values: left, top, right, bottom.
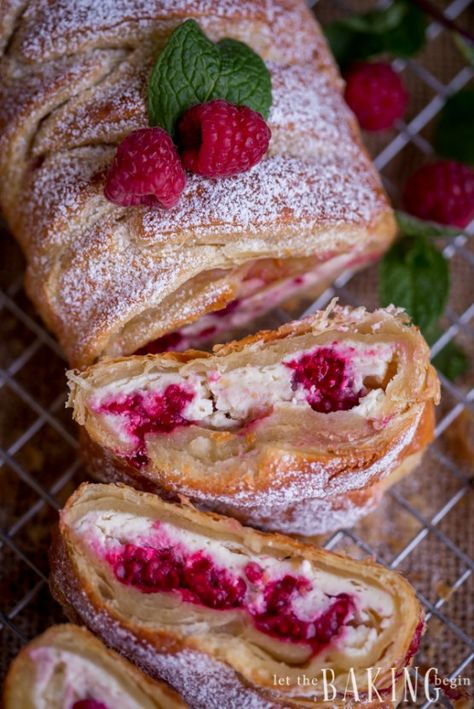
105, 542, 353, 653
285, 346, 361, 413
93, 342, 393, 465
72, 702, 109, 709
254, 576, 353, 652
97, 384, 194, 464
110, 546, 246, 609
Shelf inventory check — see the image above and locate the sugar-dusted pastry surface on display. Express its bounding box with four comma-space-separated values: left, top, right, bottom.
50, 483, 424, 707
0, 0, 396, 366
2, 624, 185, 709
69, 304, 440, 535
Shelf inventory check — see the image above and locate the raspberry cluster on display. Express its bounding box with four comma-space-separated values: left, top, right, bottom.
104, 100, 271, 208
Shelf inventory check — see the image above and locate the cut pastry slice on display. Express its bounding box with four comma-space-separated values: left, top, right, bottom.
50, 483, 424, 708
68, 303, 440, 535
3, 624, 185, 708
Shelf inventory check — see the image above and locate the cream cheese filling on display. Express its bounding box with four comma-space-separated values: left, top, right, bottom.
90, 340, 395, 443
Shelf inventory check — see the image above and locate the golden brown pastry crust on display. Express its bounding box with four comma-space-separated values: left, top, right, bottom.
69, 304, 439, 535
0, 1, 396, 366
50, 483, 424, 709
3, 623, 185, 708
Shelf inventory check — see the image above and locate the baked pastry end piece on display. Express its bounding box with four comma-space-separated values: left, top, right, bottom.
3, 623, 185, 708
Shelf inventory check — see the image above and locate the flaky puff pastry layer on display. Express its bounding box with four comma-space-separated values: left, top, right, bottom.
50, 483, 424, 709
3, 624, 186, 709
68, 304, 440, 536
0, 0, 395, 366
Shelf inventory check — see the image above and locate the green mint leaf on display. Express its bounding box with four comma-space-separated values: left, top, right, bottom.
433, 89, 474, 166
453, 33, 474, 67
396, 210, 465, 239
148, 20, 219, 134
148, 19, 272, 135
424, 324, 469, 380
379, 236, 449, 333
381, 1, 426, 58
324, 0, 426, 67
215, 39, 271, 118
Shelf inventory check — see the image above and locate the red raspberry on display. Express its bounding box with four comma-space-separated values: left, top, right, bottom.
177, 99, 271, 177
344, 62, 408, 131
104, 127, 185, 208
404, 160, 474, 228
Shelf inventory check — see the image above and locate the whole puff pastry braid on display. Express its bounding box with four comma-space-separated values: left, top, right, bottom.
68, 303, 440, 536
50, 483, 425, 709
3, 624, 186, 708
0, 0, 396, 367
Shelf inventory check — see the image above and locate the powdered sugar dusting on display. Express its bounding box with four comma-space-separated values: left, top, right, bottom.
140, 152, 385, 237
268, 61, 358, 156
33, 48, 151, 156
0, 49, 122, 218
22, 147, 114, 261
13, 0, 324, 65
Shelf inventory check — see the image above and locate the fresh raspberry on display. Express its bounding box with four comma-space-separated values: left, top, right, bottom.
177, 99, 271, 177
404, 160, 474, 228
344, 62, 408, 131
104, 127, 185, 207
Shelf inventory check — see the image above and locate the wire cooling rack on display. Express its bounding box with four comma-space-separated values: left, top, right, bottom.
0, 0, 473, 705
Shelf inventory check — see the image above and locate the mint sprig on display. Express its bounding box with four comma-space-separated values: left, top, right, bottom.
433, 89, 474, 167
324, 0, 426, 68
148, 20, 272, 135
379, 222, 469, 379
379, 235, 449, 334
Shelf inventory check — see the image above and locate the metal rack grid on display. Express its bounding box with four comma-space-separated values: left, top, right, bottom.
0, 0, 472, 705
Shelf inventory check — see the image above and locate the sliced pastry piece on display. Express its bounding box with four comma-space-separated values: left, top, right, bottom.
3, 623, 185, 708
50, 483, 425, 708
68, 304, 440, 535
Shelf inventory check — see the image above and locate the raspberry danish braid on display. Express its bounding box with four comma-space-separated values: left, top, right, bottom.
68, 304, 439, 535
0, 0, 396, 367
3, 624, 185, 708
50, 483, 424, 709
